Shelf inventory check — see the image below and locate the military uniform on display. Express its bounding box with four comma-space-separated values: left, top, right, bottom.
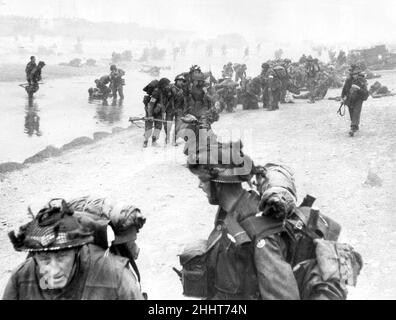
234, 64, 247, 85
216, 86, 237, 113
180, 142, 362, 300
143, 80, 164, 146
3, 244, 142, 300
305, 58, 321, 103
163, 83, 187, 144
94, 75, 112, 103
186, 73, 212, 120
260, 64, 270, 108
3, 199, 143, 300
25, 61, 45, 98
242, 77, 261, 110
341, 66, 369, 136
110, 68, 125, 101
267, 69, 283, 111
25, 60, 37, 84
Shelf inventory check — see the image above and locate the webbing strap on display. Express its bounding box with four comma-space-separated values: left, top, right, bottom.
240, 215, 284, 239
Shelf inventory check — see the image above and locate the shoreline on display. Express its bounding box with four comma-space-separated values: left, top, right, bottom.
0, 124, 131, 175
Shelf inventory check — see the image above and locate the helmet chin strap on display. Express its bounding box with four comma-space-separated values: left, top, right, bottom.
209, 181, 219, 204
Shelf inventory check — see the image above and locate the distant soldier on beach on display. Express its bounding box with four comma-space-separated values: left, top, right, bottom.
109, 65, 125, 105
25, 60, 45, 98
25, 56, 36, 83
341, 64, 369, 137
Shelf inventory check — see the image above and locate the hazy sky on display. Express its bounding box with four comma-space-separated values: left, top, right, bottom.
1, 0, 396, 46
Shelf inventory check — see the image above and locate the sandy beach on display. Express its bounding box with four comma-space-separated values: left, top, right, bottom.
0, 84, 395, 299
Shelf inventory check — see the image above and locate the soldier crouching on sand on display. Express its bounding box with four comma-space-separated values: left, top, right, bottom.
3, 199, 143, 300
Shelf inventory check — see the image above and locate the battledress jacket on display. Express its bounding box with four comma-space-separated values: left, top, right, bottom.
206, 190, 300, 300
341, 76, 369, 106
2, 244, 143, 300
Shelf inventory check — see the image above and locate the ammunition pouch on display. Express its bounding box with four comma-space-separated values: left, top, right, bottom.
179, 240, 209, 298
178, 231, 221, 299
314, 239, 363, 287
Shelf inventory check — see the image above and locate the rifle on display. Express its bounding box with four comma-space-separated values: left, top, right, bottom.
19, 82, 44, 88
128, 116, 172, 124
337, 101, 346, 116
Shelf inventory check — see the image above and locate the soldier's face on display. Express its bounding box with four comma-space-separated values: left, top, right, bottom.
199, 180, 218, 205
35, 248, 77, 290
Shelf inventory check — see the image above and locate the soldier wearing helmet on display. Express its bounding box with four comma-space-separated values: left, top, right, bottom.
177, 141, 362, 300
177, 140, 301, 299
234, 63, 247, 85
161, 77, 188, 145
142, 78, 170, 147
341, 64, 369, 136
109, 64, 125, 105
187, 72, 211, 120
222, 63, 234, 79
3, 199, 143, 300
260, 63, 271, 108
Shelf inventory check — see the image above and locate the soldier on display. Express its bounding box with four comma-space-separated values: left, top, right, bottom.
215, 80, 238, 113
267, 68, 283, 111
221, 62, 234, 79
240, 76, 261, 110
293, 71, 329, 101
92, 75, 111, 105
163, 75, 188, 145
3, 199, 143, 300
187, 73, 212, 120
369, 81, 394, 98
142, 79, 163, 148
109, 64, 125, 105
234, 63, 247, 85
341, 64, 369, 137
26, 61, 45, 99
67, 196, 146, 286
260, 63, 271, 108
177, 140, 362, 300
305, 57, 321, 103
25, 56, 36, 83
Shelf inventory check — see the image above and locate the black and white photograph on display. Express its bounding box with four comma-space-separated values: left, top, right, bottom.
0, 0, 395, 302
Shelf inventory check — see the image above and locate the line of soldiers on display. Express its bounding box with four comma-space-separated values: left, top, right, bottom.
88, 64, 125, 106
141, 65, 220, 148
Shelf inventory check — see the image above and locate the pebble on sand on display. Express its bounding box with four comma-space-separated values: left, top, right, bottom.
364, 170, 383, 187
